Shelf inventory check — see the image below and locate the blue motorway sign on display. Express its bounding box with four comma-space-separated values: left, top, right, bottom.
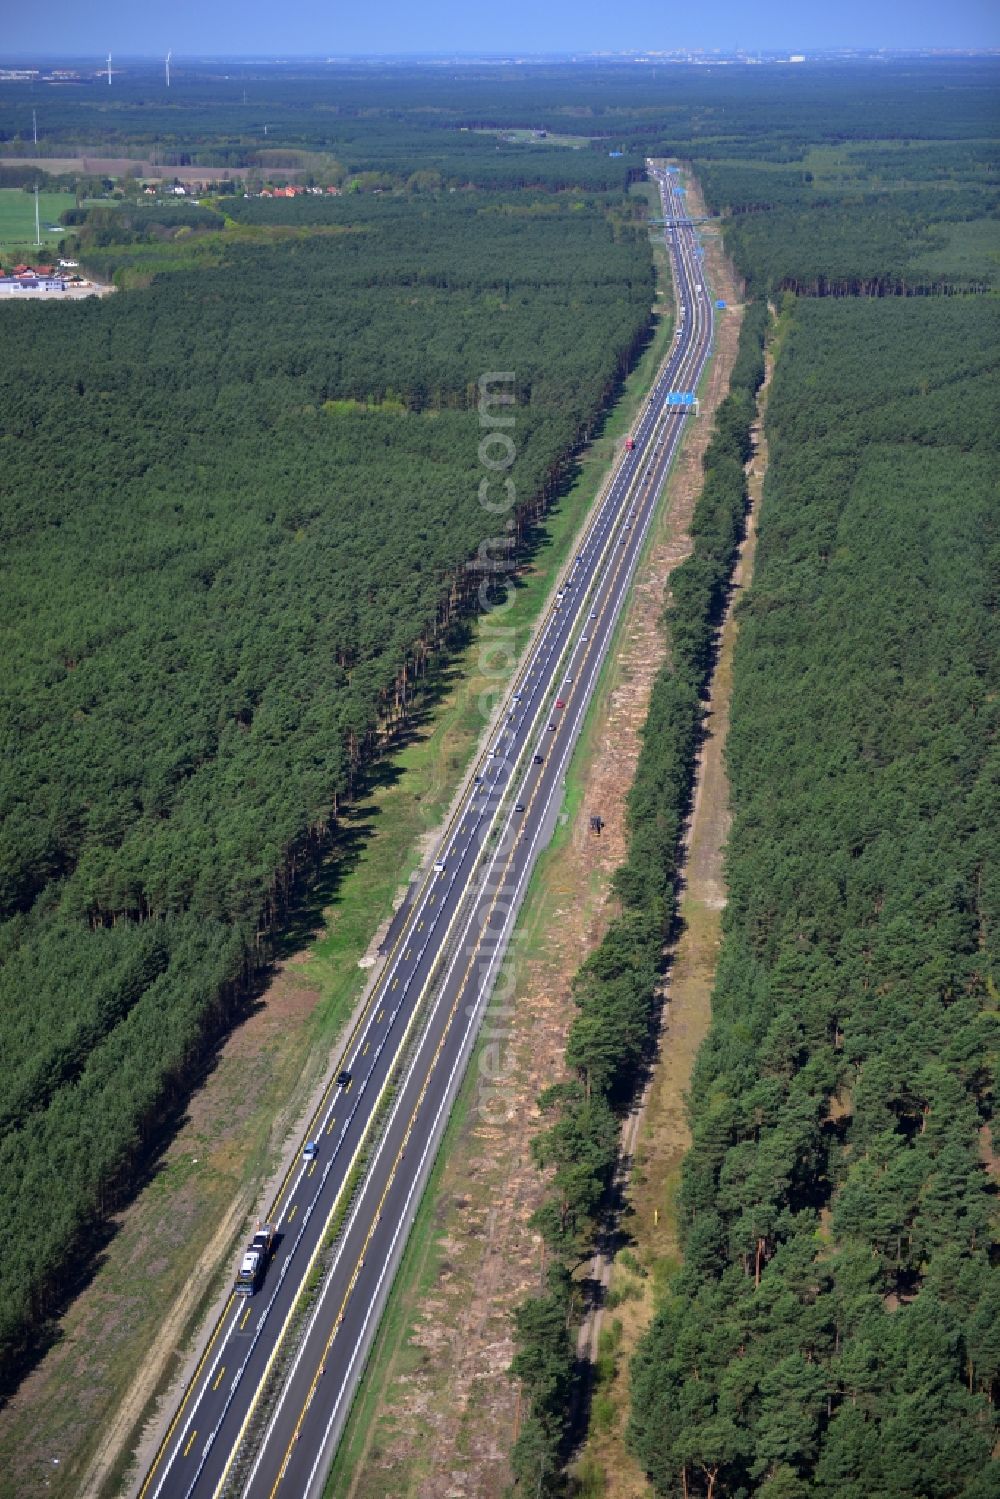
666, 392, 696, 407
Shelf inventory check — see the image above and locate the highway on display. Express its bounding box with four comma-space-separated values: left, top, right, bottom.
136, 160, 713, 1499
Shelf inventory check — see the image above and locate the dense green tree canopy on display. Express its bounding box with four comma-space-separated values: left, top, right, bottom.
511, 302, 769, 1494
629, 296, 999, 1499
0, 183, 654, 1378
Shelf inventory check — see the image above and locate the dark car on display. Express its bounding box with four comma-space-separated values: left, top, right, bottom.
337, 1070, 352, 1088
532, 754, 544, 765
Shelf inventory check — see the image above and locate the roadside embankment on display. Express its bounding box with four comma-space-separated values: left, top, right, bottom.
575, 321, 775, 1499
507, 179, 769, 1489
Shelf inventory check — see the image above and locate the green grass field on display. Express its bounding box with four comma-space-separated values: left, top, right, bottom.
0, 188, 75, 260
472, 126, 591, 148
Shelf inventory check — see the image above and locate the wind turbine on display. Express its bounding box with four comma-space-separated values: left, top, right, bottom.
106, 52, 112, 86
165, 50, 171, 88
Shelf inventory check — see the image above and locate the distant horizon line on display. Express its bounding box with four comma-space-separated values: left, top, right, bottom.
2, 47, 999, 64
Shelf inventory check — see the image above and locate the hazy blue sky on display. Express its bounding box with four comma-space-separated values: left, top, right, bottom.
4, 0, 998, 57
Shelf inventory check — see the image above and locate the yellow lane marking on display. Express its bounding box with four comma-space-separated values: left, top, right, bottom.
269, 294, 708, 1487
240, 1307, 252, 1330
362, 1042, 370, 1056
377, 1009, 385, 1023
272, 658, 593, 1475
307, 1161, 316, 1177
392, 978, 399, 990
143, 269, 677, 1499
212, 1366, 226, 1392
183, 1430, 197, 1458
327, 1119, 336, 1135
243, 227, 705, 1499
417, 921, 424, 932
288, 1204, 298, 1222
135, 1293, 236, 1497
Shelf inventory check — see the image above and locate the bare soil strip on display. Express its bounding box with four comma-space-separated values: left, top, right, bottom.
327, 178, 746, 1499
577, 331, 775, 1499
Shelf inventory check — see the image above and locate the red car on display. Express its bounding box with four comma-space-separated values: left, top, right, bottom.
555, 699, 565, 709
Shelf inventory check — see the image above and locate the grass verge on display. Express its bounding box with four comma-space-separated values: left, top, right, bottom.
319, 184, 700, 1497
0, 185, 672, 1499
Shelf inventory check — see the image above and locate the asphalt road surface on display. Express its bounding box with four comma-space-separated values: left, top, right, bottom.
137, 160, 714, 1499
